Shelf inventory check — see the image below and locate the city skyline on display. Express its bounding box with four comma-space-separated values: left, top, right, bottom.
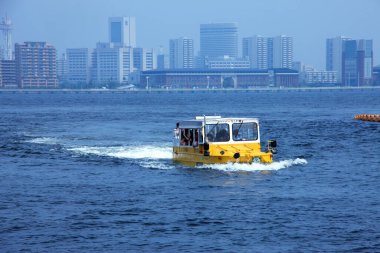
1, 0, 379, 70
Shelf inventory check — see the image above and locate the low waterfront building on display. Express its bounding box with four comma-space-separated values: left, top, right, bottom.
301, 70, 338, 85
139, 68, 298, 89
373, 66, 380, 86
205, 56, 250, 69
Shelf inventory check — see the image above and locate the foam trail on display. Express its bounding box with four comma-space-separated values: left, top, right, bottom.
139, 160, 175, 170
68, 145, 172, 160
26, 137, 60, 145
198, 158, 307, 172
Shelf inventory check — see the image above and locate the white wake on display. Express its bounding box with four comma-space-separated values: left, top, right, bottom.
26, 137, 307, 171
68, 145, 172, 160
26, 137, 60, 145
197, 158, 307, 172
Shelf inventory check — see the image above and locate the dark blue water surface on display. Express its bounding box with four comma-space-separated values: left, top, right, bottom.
0, 90, 379, 252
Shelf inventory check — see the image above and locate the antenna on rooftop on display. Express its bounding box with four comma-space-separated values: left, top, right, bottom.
0, 15, 13, 60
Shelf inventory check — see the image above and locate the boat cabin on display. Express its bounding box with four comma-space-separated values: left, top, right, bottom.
173, 116, 261, 147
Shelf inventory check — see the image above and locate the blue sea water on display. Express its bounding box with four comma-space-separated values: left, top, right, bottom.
0, 90, 379, 252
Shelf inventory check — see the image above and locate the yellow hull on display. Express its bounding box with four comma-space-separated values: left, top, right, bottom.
173, 143, 273, 166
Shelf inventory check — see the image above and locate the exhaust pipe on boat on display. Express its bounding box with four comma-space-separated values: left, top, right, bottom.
204, 142, 210, 156
267, 140, 277, 154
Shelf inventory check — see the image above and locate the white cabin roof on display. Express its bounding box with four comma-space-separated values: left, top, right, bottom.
178, 116, 259, 129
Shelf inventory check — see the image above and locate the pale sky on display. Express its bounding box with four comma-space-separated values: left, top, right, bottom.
1, 0, 379, 69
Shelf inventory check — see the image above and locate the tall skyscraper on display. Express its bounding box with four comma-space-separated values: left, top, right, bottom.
108, 17, 136, 47
0, 16, 13, 60
157, 54, 169, 70
267, 38, 274, 69
242, 35, 268, 69
15, 42, 58, 88
326, 36, 350, 83
133, 47, 157, 71
342, 39, 373, 86
200, 23, 238, 60
357, 39, 373, 85
56, 53, 67, 81
169, 37, 194, 69
242, 35, 293, 69
272, 35, 293, 69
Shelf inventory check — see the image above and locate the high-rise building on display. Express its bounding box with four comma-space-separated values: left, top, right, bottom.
242, 35, 268, 69
108, 17, 136, 47
169, 37, 194, 69
273, 35, 293, 69
242, 35, 293, 69
93, 42, 133, 84
56, 53, 67, 82
326, 36, 350, 83
133, 47, 157, 71
66, 48, 93, 84
157, 54, 169, 70
342, 39, 373, 86
200, 23, 238, 60
0, 16, 13, 60
15, 42, 58, 88
267, 38, 274, 69
357, 39, 373, 85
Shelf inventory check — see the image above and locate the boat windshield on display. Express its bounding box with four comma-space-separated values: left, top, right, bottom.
205, 123, 230, 142
232, 122, 258, 141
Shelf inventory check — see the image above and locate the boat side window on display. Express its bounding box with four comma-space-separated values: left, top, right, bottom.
232, 122, 258, 141
205, 123, 230, 142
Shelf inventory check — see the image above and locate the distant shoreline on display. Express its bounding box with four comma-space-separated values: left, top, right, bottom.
0, 86, 379, 94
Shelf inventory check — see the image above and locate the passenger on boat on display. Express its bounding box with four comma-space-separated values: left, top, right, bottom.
216, 129, 229, 142
175, 123, 180, 139
193, 129, 199, 147
180, 129, 187, 145
233, 129, 242, 141
188, 129, 193, 146
182, 129, 191, 146
207, 133, 214, 142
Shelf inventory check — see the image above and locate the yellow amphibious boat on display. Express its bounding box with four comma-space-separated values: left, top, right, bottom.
172, 116, 277, 166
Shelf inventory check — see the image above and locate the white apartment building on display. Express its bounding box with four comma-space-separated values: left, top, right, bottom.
273, 35, 293, 69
